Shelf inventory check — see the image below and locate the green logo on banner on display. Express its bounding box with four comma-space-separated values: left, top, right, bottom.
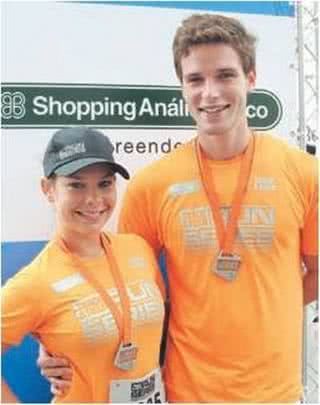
1, 91, 26, 119
1, 84, 282, 130
247, 89, 282, 130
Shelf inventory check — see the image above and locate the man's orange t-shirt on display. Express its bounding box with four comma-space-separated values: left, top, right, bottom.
119, 133, 318, 402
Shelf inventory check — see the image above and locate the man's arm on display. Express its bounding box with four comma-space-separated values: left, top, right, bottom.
303, 254, 318, 306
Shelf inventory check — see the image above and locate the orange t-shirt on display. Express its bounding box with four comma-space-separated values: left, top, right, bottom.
2, 233, 165, 402
118, 132, 318, 402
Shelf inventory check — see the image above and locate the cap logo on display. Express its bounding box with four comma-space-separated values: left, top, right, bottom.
58, 142, 86, 160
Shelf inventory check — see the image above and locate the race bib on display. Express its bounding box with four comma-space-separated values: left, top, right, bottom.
110, 368, 166, 403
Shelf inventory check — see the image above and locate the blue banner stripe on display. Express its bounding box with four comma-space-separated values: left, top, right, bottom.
74, 1, 295, 17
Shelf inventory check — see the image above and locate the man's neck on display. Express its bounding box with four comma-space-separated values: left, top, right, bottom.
198, 128, 252, 160
57, 228, 104, 258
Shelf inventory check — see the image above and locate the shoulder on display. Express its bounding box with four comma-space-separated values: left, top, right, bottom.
3, 242, 49, 287
127, 140, 195, 191
256, 132, 318, 180
256, 131, 316, 161
107, 232, 153, 252
106, 232, 158, 273
2, 243, 57, 309
3, 241, 66, 292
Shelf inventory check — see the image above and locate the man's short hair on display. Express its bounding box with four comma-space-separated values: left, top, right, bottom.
173, 13, 257, 81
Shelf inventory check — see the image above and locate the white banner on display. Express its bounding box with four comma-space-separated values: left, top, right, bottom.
1, 1, 296, 243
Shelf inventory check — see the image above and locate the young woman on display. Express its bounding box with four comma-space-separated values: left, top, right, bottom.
2, 127, 166, 403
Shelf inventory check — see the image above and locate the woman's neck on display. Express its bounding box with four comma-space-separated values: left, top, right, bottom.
57, 228, 104, 258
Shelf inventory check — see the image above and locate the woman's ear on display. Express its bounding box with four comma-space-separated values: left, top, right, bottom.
41, 177, 55, 203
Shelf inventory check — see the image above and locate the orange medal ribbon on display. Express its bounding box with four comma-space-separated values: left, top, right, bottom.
57, 233, 137, 370
195, 135, 255, 280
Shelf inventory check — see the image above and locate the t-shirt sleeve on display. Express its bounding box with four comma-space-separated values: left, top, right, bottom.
2, 266, 44, 345
118, 177, 162, 258
301, 155, 318, 256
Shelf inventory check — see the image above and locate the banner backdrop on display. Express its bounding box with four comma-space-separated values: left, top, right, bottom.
1, 1, 296, 402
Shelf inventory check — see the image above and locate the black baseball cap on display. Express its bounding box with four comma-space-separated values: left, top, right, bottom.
43, 127, 130, 179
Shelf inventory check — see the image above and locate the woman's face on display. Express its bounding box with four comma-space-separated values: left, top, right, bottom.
42, 163, 117, 237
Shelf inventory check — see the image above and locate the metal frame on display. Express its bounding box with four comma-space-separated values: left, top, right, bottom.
296, 1, 319, 152
296, 1, 319, 403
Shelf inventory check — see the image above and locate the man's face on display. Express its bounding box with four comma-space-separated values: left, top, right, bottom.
181, 43, 256, 139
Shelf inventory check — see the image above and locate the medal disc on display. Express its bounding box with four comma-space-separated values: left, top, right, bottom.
213, 251, 241, 281
114, 342, 138, 371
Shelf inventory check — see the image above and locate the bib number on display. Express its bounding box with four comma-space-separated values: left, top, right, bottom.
138, 391, 162, 403
110, 368, 166, 403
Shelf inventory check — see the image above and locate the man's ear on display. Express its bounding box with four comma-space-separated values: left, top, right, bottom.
247, 69, 256, 92
41, 177, 55, 203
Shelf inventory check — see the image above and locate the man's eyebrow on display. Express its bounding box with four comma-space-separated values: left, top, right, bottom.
216, 67, 238, 73
184, 72, 202, 79
184, 67, 238, 78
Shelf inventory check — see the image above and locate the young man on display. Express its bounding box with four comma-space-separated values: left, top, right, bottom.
39, 14, 318, 402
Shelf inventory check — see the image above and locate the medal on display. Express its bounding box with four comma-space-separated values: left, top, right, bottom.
114, 342, 138, 371
194, 135, 255, 282
214, 251, 241, 281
